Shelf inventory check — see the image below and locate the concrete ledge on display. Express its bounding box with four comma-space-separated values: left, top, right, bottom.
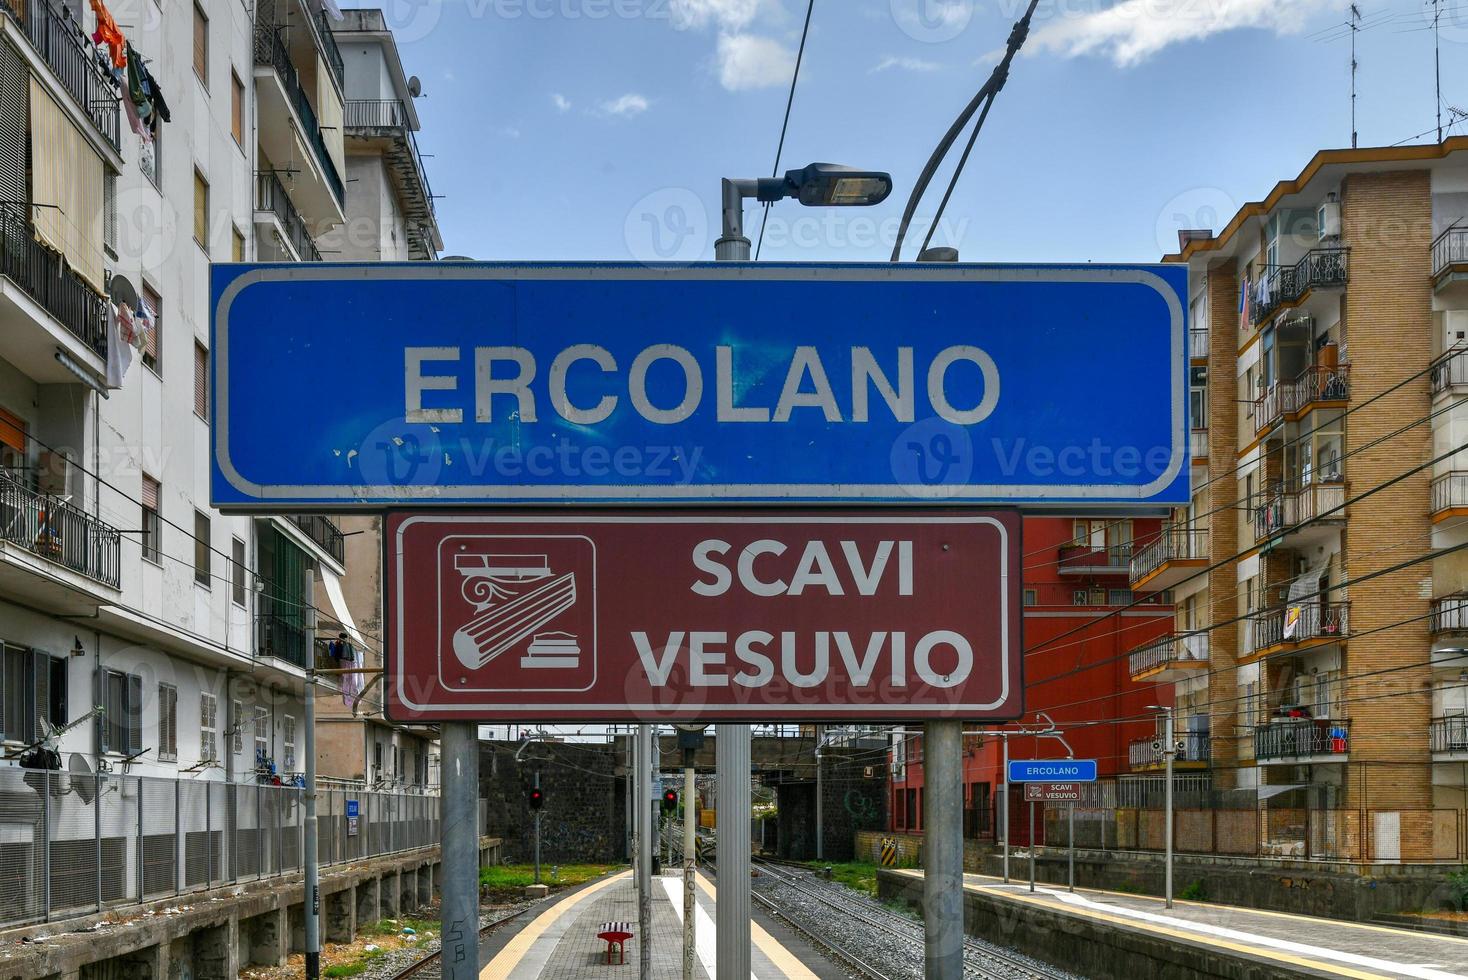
879, 869, 1344, 980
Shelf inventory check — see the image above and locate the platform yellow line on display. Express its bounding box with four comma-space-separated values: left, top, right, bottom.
695, 872, 821, 979
480, 871, 630, 980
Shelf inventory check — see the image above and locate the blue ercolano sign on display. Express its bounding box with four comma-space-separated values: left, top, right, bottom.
1008, 760, 1099, 783
210, 263, 1188, 508
346, 799, 359, 818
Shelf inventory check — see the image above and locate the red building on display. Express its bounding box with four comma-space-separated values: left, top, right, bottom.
889, 515, 1176, 843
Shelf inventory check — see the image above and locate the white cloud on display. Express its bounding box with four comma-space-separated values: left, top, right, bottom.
598, 93, 650, 117
1030, 0, 1343, 67
498, 126, 522, 139
670, 0, 777, 32
871, 55, 942, 73
550, 93, 571, 112
715, 33, 795, 91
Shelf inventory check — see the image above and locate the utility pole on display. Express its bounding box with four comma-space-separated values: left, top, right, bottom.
304, 673, 320, 980
533, 769, 542, 886
636, 725, 653, 980
677, 728, 704, 980
1433, 0, 1443, 142
814, 724, 824, 862
1162, 706, 1176, 910
923, 721, 963, 980
441, 722, 480, 979
1350, 3, 1361, 148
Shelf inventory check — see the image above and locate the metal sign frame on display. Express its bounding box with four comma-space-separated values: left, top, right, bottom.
1007, 759, 1098, 783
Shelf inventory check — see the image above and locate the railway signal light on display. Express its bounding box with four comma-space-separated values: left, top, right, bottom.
662, 788, 678, 813
529, 786, 545, 810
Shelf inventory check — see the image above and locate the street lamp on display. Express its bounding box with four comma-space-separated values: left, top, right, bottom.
715, 162, 894, 260
1148, 704, 1176, 909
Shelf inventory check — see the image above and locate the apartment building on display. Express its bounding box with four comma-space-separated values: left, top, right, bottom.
1152, 137, 1468, 862
309, 7, 442, 793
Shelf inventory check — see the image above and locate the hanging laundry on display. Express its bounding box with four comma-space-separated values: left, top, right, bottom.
133, 297, 155, 355
319, 0, 344, 21
89, 0, 127, 69
125, 44, 153, 122
141, 62, 170, 124
119, 86, 146, 138
105, 303, 133, 388
341, 643, 363, 708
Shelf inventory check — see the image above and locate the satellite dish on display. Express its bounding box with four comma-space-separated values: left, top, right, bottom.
407, 75, 422, 98
108, 274, 139, 311
69, 753, 95, 803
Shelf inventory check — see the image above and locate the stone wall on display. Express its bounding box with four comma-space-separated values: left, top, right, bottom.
478, 741, 625, 863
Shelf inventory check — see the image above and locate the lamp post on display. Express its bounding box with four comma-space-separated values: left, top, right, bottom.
711, 163, 891, 979
1149, 704, 1176, 909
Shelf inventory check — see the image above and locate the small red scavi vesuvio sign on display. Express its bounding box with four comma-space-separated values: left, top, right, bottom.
383, 510, 1021, 722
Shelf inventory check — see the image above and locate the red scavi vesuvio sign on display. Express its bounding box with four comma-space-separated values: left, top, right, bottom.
383, 511, 1021, 722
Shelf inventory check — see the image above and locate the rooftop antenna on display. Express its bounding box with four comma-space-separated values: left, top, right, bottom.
1432, 0, 1443, 142
1351, 3, 1361, 148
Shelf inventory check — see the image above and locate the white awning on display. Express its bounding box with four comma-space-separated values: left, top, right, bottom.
320, 569, 366, 648
1258, 784, 1305, 801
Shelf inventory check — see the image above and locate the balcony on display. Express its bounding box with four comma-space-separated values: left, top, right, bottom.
0, 468, 120, 589
1432, 594, 1468, 634
1287, 364, 1350, 415
290, 514, 343, 565
1189, 328, 1209, 360
1190, 428, 1208, 460
1130, 527, 1208, 590
1251, 247, 1350, 327
1128, 732, 1210, 771
257, 611, 309, 668
1432, 347, 1468, 395
0, 0, 120, 149
1250, 602, 1349, 656
1253, 481, 1347, 545
1433, 228, 1468, 289
1127, 631, 1209, 683
254, 171, 321, 262
1432, 716, 1468, 760
254, 23, 345, 227
1254, 718, 1349, 764
1025, 583, 1172, 607
343, 99, 441, 259
1432, 471, 1468, 521
0, 204, 108, 383
1057, 544, 1131, 576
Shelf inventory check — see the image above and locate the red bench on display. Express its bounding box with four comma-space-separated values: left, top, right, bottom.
597, 921, 634, 964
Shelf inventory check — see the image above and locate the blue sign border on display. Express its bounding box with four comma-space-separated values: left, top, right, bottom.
1007, 759, 1098, 783
211, 261, 1187, 508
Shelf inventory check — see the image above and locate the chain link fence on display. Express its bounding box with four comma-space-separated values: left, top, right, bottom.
0, 767, 473, 929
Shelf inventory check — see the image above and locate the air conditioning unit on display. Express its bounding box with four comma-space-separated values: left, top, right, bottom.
1445, 310, 1468, 352
1317, 195, 1342, 240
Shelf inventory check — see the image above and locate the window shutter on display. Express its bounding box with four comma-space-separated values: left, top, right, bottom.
142, 287, 160, 365
141, 474, 159, 511
32, 653, 47, 741
126, 673, 142, 755
192, 4, 207, 82
0, 36, 26, 208
194, 343, 208, 418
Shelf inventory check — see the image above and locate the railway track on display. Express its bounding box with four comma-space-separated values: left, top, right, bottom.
748, 858, 1069, 980
388, 905, 538, 980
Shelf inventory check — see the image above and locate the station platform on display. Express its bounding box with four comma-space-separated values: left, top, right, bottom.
480, 870, 838, 979
883, 867, 1468, 979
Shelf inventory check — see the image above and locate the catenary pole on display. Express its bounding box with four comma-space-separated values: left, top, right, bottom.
636, 725, 653, 980
923, 721, 963, 980
304, 674, 320, 980
440, 722, 480, 980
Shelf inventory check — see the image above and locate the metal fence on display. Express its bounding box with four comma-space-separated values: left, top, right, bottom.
0, 767, 469, 929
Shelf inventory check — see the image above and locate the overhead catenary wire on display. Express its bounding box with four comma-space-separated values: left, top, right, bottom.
754, 0, 814, 262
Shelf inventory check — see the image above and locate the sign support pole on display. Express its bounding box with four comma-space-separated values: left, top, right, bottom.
683, 752, 696, 980
814, 724, 824, 862
1001, 735, 1010, 883
441, 722, 480, 980
304, 673, 319, 980
1068, 802, 1075, 893
1028, 801, 1036, 893
923, 721, 963, 980
636, 725, 652, 980
533, 770, 542, 886
715, 724, 751, 980
1164, 707, 1175, 910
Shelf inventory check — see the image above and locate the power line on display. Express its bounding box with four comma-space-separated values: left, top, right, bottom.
753, 0, 814, 262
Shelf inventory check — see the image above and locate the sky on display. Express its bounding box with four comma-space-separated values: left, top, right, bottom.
364, 0, 1468, 264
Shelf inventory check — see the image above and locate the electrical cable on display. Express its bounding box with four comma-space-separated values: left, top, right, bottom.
754, 0, 814, 261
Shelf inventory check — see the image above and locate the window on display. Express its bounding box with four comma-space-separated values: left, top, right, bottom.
99, 669, 142, 755
230, 70, 243, 146
231, 226, 245, 262
253, 705, 269, 765
157, 683, 177, 761
373, 740, 383, 777
1108, 589, 1133, 606
200, 692, 218, 762
231, 536, 247, 606
282, 714, 296, 769
143, 124, 160, 187
193, 169, 209, 251
392, 743, 400, 778
140, 474, 161, 564
192, 2, 208, 85
194, 341, 209, 419
0, 406, 25, 471
230, 699, 243, 753
193, 510, 210, 586
1022, 588, 1037, 606
0, 645, 67, 743
103, 170, 117, 256
141, 284, 161, 373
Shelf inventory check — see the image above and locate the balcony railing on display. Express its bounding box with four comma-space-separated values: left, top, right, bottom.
1129, 732, 1211, 768
310, 1, 344, 86
0, 0, 120, 148
1251, 602, 1349, 651
1432, 471, 1468, 515
1130, 527, 1208, 582
0, 203, 108, 356
1254, 382, 1284, 435
1190, 428, 1208, 459
1433, 227, 1468, 279
1432, 716, 1468, 754
1433, 347, 1468, 394
1287, 364, 1351, 412
1252, 247, 1350, 326
1189, 328, 1209, 359
254, 24, 344, 208
1253, 481, 1346, 541
343, 99, 436, 218
1058, 543, 1131, 575
1254, 718, 1349, 761
1432, 594, 1468, 633
0, 468, 120, 587
1127, 631, 1209, 678
290, 514, 343, 564
257, 612, 309, 667
254, 171, 321, 262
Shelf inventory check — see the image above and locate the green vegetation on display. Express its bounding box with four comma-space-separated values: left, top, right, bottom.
1446, 870, 1468, 909
803, 860, 880, 897
479, 863, 620, 891
359, 917, 437, 940
1113, 879, 1144, 894
1178, 880, 1207, 902
322, 965, 368, 979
